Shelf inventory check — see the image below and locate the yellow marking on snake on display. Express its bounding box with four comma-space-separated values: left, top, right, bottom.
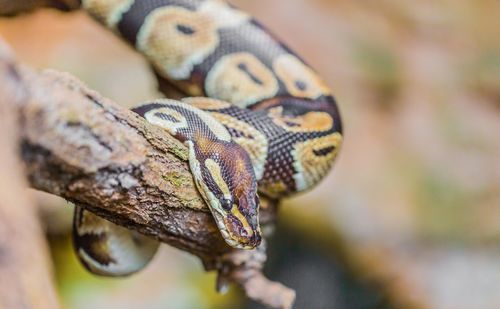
292, 133, 343, 191
182, 97, 232, 110
143, 107, 188, 135
205, 158, 231, 200
206, 52, 279, 107
273, 54, 332, 99
259, 180, 289, 198
187, 142, 227, 223
136, 6, 219, 79
230, 205, 254, 237
268, 107, 333, 133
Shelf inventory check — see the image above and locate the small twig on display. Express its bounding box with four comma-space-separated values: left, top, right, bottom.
218, 241, 296, 309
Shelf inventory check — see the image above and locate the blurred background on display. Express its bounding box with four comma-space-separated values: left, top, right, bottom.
1, 0, 499, 308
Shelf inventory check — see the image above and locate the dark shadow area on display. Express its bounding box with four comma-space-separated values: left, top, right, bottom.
246, 223, 393, 309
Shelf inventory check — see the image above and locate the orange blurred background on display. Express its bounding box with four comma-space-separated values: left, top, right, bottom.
1, 0, 499, 308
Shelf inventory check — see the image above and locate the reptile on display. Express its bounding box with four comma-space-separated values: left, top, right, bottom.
73, 0, 343, 276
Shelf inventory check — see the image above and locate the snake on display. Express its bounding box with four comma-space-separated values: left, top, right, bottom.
73, 0, 343, 276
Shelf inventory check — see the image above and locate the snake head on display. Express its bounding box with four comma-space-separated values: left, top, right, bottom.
221, 179, 262, 249
133, 101, 262, 250
188, 141, 262, 250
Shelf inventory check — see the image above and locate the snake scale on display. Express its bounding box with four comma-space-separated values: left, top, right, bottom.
74, 0, 343, 276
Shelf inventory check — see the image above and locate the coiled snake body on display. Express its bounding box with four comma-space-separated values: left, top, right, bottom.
74, 0, 343, 276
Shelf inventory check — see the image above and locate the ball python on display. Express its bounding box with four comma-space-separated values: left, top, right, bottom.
74, 0, 343, 276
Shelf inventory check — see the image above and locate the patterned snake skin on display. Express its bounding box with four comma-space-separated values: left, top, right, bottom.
74, 0, 343, 276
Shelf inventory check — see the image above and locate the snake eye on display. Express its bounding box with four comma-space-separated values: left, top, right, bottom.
221, 199, 233, 211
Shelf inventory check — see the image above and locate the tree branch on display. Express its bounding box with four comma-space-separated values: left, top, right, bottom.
0, 36, 295, 308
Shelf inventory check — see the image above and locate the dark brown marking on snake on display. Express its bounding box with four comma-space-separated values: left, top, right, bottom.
75, 233, 116, 266
176, 23, 195, 35
283, 120, 301, 127
237, 62, 263, 85
295, 80, 307, 91
313, 146, 336, 157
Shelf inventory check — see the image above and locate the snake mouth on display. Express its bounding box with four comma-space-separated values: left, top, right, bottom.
220, 229, 261, 250
213, 211, 261, 249
224, 212, 261, 249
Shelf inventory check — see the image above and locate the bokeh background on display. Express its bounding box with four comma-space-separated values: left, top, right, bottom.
1, 0, 499, 308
